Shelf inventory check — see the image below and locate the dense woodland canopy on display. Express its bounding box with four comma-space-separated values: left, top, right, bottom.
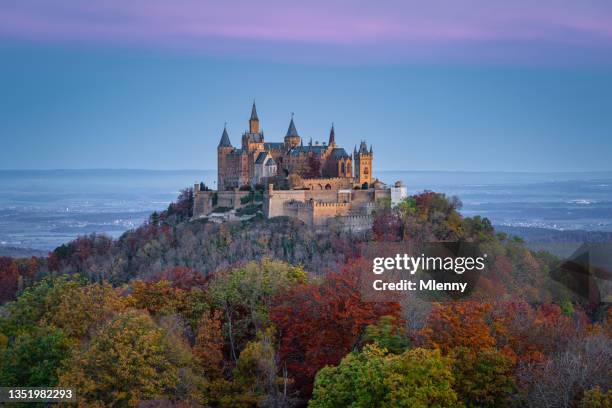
0, 188, 610, 407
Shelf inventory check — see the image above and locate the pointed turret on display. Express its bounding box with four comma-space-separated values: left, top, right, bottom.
359, 140, 368, 154
218, 125, 232, 148
286, 117, 299, 138
369, 145, 373, 154
328, 123, 336, 146
284, 113, 301, 149
249, 101, 260, 133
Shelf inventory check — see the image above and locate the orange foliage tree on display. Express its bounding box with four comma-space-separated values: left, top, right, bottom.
420, 301, 496, 353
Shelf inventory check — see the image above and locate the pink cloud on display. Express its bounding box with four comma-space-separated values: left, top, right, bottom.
1, 0, 611, 64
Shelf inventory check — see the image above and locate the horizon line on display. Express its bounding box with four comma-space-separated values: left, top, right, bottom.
1, 168, 612, 175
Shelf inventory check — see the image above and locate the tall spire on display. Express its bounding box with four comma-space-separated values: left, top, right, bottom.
218, 123, 232, 148
249, 101, 260, 134
250, 100, 258, 121
328, 123, 335, 146
286, 114, 299, 137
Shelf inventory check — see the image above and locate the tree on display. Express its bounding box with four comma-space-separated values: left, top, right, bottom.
271, 267, 401, 396
0, 275, 84, 337
421, 301, 496, 353
209, 259, 307, 361
59, 310, 203, 407
450, 347, 515, 408
0, 325, 71, 387
363, 315, 409, 354
50, 282, 125, 339
304, 155, 321, 179
193, 310, 224, 379
310, 345, 459, 408
0, 257, 19, 303
580, 387, 612, 408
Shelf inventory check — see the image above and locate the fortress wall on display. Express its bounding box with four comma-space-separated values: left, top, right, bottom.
312, 202, 351, 226
193, 189, 213, 217
335, 215, 373, 231
304, 190, 338, 202
301, 177, 353, 190
264, 189, 307, 218
374, 188, 392, 201
351, 189, 376, 203
193, 189, 252, 217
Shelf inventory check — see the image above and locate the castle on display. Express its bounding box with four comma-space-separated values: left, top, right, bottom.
193, 102, 406, 230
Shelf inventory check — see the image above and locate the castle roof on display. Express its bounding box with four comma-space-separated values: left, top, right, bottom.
286, 117, 299, 138
264, 142, 284, 150
332, 147, 350, 159
229, 148, 245, 155
218, 126, 232, 148
265, 157, 276, 166
255, 152, 268, 164
358, 140, 369, 154
288, 145, 325, 157
244, 132, 264, 143
250, 101, 259, 121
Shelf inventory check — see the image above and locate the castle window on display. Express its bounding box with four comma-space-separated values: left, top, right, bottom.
364, 166, 369, 175
325, 184, 332, 190
341, 162, 345, 175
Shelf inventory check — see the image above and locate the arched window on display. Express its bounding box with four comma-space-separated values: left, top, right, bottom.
341, 162, 345, 175
325, 184, 332, 190
364, 166, 369, 175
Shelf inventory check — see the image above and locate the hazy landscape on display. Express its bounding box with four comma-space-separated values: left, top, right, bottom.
2, 169, 611, 257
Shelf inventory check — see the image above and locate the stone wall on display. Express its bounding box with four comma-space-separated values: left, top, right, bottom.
193, 185, 253, 217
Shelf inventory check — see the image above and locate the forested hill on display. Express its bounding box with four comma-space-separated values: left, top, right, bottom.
0, 188, 610, 407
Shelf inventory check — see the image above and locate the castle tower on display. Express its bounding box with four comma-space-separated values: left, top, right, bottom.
249, 101, 260, 134
217, 124, 233, 190
354, 140, 373, 187
284, 114, 301, 149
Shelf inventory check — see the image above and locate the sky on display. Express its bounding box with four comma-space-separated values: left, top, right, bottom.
1, 0, 611, 172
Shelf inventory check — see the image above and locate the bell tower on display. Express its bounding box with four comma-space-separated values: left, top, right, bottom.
249, 101, 260, 134
354, 141, 373, 188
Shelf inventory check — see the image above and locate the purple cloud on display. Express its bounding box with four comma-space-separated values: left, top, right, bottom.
1, 0, 611, 64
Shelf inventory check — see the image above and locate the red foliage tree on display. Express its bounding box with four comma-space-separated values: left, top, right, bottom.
152, 266, 208, 290
270, 264, 401, 397
0, 257, 19, 303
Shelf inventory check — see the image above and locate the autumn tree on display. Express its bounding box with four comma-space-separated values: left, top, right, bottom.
0, 257, 19, 303
193, 310, 224, 379
363, 315, 409, 354
59, 310, 204, 407
49, 282, 125, 339
310, 345, 459, 408
420, 301, 496, 353
271, 267, 401, 396
209, 259, 307, 361
450, 347, 515, 408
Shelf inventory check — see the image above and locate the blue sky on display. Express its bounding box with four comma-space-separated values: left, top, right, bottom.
1, 1, 611, 171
